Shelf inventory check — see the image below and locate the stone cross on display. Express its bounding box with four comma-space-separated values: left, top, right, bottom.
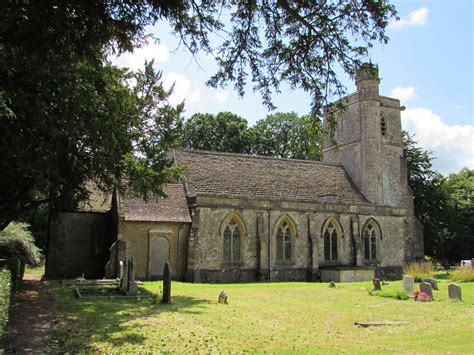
419, 282, 433, 299
372, 278, 381, 291
218, 291, 228, 304
162, 262, 171, 304
422, 277, 438, 290
403, 275, 414, 293
448, 283, 462, 301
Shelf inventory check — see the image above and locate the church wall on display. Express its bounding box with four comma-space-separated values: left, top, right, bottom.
117, 221, 190, 280
187, 195, 410, 283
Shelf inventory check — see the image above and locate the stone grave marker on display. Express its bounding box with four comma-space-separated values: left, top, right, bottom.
448, 283, 462, 301
419, 282, 433, 299
403, 275, 414, 293
218, 291, 228, 304
127, 258, 138, 295
422, 277, 438, 290
119, 260, 128, 292
372, 278, 381, 291
162, 262, 171, 304
118, 260, 124, 280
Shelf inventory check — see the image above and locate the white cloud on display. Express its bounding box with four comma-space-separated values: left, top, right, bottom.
188, 90, 201, 104
401, 108, 474, 174
390, 7, 429, 29
161, 73, 201, 106
391, 86, 417, 105
110, 41, 169, 71
213, 91, 229, 105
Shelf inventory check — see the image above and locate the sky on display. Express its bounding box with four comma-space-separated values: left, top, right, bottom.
111, 0, 473, 175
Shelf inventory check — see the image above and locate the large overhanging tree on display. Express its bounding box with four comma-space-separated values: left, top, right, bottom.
0, 0, 397, 230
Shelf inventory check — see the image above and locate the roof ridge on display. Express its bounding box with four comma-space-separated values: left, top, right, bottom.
173, 148, 344, 167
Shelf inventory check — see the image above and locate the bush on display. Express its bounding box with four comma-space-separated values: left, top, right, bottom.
0, 270, 11, 345
450, 266, 474, 282
404, 261, 434, 282
0, 222, 41, 266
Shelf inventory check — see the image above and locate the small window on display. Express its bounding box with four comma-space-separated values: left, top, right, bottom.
223, 219, 241, 262
322, 219, 341, 261
276, 219, 294, 262
381, 113, 387, 136
363, 219, 381, 261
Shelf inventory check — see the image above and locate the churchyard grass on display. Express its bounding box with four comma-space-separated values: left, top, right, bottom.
46, 279, 474, 353
403, 261, 435, 282
451, 266, 474, 282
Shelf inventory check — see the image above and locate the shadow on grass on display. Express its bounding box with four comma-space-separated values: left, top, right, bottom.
47, 282, 212, 351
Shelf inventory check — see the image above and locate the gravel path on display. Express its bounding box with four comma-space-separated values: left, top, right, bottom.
4, 274, 61, 353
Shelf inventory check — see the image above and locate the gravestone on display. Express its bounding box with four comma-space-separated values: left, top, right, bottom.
419, 282, 433, 299
372, 278, 381, 291
403, 275, 414, 293
218, 291, 228, 304
448, 283, 462, 301
119, 260, 128, 292
126, 258, 138, 295
328, 281, 336, 288
162, 262, 171, 304
118, 260, 124, 280
422, 277, 438, 290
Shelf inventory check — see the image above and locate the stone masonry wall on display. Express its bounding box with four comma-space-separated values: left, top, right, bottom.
187, 195, 408, 283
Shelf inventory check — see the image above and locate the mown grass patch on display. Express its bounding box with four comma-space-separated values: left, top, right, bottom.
48, 279, 474, 353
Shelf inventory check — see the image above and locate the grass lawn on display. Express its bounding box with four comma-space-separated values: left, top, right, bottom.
47, 279, 474, 353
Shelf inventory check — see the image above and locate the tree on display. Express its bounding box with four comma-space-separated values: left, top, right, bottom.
181, 112, 251, 153
250, 112, 322, 160
403, 132, 474, 262
0, 0, 397, 230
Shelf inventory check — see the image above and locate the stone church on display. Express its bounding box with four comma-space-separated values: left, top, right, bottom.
46, 65, 424, 282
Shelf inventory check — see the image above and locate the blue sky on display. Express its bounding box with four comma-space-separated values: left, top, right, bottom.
112, 1, 473, 175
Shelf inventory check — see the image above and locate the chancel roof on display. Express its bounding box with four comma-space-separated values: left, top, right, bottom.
121, 183, 191, 223
173, 149, 367, 204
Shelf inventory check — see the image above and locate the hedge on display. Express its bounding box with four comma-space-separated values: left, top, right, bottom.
0, 270, 11, 344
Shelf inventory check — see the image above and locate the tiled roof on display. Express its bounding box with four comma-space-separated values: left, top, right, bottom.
121, 184, 191, 223
173, 149, 367, 204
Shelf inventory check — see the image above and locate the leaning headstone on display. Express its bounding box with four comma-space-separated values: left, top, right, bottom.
328, 281, 336, 288
218, 291, 228, 304
403, 275, 414, 293
448, 283, 462, 301
422, 277, 438, 290
372, 278, 381, 291
162, 262, 171, 304
126, 258, 138, 295
419, 282, 433, 300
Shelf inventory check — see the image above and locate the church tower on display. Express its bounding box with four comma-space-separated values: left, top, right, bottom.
323, 64, 410, 207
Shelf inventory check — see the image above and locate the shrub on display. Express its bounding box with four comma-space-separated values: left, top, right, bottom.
450, 266, 474, 282
0, 270, 11, 345
0, 222, 41, 266
404, 261, 434, 282
374, 289, 409, 300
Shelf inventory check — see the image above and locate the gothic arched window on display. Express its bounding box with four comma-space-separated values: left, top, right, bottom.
322, 218, 342, 261
275, 217, 295, 262
222, 215, 244, 262
363, 219, 381, 261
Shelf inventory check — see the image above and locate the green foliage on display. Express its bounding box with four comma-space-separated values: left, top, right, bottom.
373, 289, 409, 300
0, 270, 11, 345
181, 112, 251, 153
250, 112, 322, 160
451, 266, 474, 282
404, 261, 434, 282
0, 222, 41, 266
402, 132, 474, 262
